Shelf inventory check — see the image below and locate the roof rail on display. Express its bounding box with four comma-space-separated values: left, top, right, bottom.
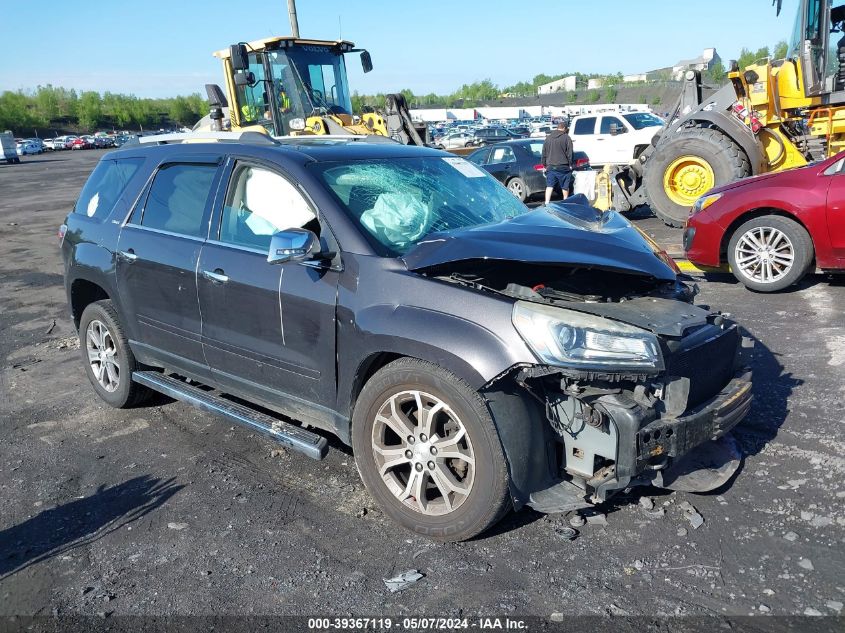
125, 131, 279, 147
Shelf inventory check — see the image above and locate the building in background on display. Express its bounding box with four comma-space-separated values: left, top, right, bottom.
537, 75, 576, 95
671, 48, 720, 80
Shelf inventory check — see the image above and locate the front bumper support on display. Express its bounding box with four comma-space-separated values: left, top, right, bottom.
591, 368, 752, 500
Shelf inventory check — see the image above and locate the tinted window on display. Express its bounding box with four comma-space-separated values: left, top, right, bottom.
74, 158, 144, 220
527, 142, 544, 159
573, 117, 596, 135
600, 116, 626, 134
467, 148, 489, 165
141, 163, 217, 238
220, 164, 318, 250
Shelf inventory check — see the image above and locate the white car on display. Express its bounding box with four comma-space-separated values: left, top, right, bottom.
16, 140, 42, 156
570, 112, 664, 166
44, 138, 65, 151
530, 125, 553, 138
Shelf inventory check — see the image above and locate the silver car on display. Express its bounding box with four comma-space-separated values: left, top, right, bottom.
435, 132, 477, 149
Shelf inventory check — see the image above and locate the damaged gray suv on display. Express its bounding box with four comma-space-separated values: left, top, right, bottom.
61, 133, 752, 541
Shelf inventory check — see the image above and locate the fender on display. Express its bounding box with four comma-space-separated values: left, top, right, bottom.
338, 303, 531, 411
683, 111, 766, 174
65, 242, 120, 327
338, 304, 549, 505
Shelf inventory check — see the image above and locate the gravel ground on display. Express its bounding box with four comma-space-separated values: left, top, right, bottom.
0, 151, 843, 623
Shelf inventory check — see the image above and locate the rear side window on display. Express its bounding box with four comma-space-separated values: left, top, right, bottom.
573, 117, 596, 135
74, 158, 143, 220
141, 163, 217, 238
528, 142, 544, 159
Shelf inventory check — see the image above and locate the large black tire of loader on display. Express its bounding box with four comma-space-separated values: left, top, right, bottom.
644, 127, 751, 227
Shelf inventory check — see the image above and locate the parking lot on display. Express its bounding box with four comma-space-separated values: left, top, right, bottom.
1, 149, 843, 619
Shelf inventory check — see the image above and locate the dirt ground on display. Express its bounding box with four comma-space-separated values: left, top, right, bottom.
0, 150, 843, 624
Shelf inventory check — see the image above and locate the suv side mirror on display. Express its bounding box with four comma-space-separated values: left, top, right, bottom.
360, 50, 373, 73
267, 228, 317, 265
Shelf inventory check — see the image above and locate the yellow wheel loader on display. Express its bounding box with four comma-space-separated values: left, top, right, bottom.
610, 0, 845, 226
195, 36, 430, 147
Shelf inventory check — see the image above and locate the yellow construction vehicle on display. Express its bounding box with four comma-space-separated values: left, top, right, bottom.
610, 0, 845, 225
197, 36, 429, 146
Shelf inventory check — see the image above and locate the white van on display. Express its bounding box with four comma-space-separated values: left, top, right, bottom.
1, 132, 19, 164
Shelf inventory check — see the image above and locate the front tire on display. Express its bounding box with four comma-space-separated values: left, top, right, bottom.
727, 215, 813, 292
645, 127, 751, 227
78, 300, 152, 408
352, 357, 511, 541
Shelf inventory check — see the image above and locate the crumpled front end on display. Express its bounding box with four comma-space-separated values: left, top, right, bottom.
488, 301, 753, 514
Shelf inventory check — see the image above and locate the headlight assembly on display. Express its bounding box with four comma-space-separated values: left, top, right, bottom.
512, 301, 661, 370
691, 193, 722, 215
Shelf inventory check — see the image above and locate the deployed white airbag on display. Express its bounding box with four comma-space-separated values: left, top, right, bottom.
360, 192, 433, 246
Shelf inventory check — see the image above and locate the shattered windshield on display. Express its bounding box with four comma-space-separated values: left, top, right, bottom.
311, 156, 529, 255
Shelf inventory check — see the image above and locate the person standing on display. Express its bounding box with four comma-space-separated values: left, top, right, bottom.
541, 120, 574, 204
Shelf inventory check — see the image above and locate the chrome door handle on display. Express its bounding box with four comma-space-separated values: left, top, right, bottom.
202, 269, 229, 283
117, 250, 137, 262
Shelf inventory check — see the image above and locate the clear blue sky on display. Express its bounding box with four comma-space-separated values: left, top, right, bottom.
0, 0, 799, 98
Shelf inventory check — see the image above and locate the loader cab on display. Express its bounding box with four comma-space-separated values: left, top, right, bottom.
782, 0, 845, 98
217, 37, 365, 136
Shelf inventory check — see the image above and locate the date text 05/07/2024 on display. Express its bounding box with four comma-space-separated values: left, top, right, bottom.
307, 617, 528, 630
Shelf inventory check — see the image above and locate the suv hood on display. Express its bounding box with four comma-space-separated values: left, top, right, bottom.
402, 201, 677, 281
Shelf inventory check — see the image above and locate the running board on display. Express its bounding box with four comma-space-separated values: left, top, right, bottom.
132, 371, 328, 460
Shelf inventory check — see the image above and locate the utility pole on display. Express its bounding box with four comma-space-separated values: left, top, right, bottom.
287, 0, 300, 38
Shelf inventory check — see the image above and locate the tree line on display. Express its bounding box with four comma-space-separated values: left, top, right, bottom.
0, 85, 208, 136
352, 40, 791, 110
3, 40, 797, 134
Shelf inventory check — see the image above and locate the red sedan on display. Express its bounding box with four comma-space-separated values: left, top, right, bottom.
684, 152, 845, 292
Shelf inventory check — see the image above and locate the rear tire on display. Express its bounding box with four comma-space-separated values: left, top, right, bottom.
352, 357, 511, 541
645, 127, 751, 227
506, 177, 528, 202
78, 300, 152, 408
727, 215, 813, 292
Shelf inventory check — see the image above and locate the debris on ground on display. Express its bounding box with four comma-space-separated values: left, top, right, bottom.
797, 558, 814, 571
44, 319, 56, 335
554, 526, 578, 541
550, 613, 564, 623
758, 604, 771, 613
643, 508, 665, 520
584, 512, 608, 526
804, 607, 823, 616
638, 497, 655, 511
167, 522, 188, 530
270, 448, 287, 458
783, 531, 798, 542
568, 514, 586, 528
677, 527, 688, 537
383, 570, 424, 593
607, 603, 629, 615
356, 508, 367, 518
678, 501, 704, 529
826, 600, 843, 613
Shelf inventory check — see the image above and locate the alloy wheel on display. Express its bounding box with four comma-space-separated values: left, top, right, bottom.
86, 319, 120, 392
508, 180, 524, 198
371, 390, 475, 516
734, 226, 795, 284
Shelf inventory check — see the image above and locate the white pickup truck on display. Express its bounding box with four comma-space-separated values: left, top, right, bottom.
569, 112, 664, 166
